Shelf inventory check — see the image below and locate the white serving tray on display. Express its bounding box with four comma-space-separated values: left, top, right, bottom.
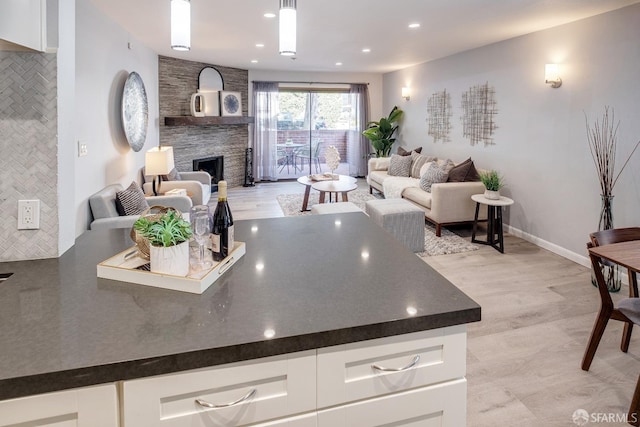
97, 241, 246, 294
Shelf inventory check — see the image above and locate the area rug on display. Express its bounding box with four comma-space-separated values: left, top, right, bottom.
276, 191, 478, 257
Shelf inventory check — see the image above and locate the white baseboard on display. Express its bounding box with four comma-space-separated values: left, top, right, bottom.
505, 225, 591, 268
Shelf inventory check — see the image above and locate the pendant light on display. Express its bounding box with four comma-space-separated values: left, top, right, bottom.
279, 0, 296, 56
171, 0, 191, 51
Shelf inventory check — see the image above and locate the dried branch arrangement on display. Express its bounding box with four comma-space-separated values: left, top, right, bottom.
426, 89, 452, 143
585, 106, 640, 197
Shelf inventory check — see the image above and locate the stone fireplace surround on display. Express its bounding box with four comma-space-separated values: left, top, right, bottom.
159, 56, 249, 188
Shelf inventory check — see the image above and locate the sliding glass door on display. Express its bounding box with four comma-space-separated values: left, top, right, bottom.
276, 90, 352, 179
252, 82, 369, 182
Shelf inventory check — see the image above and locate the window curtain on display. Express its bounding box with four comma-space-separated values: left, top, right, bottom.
346, 84, 370, 177
252, 81, 280, 181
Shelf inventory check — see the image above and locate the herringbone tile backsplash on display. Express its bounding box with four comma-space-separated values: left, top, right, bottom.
0, 51, 59, 261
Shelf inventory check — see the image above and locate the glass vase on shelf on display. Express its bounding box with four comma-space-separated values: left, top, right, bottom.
591, 193, 622, 293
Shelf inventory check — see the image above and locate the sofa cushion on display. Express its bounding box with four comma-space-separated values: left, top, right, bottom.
397, 146, 422, 156
403, 186, 432, 209
419, 163, 449, 192
447, 158, 481, 182
115, 181, 149, 216
410, 153, 438, 178
369, 170, 388, 186
388, 154, 412, 177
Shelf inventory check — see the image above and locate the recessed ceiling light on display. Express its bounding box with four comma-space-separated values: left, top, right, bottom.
362, 48, 371, 53
251, 60, 258, 63
256, 43, 264, 48
336, 62, 343, 66
264, 12, 276, 18
408, 23, 420, 29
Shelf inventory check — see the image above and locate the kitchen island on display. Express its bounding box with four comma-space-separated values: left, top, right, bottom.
0, 213, 480, 426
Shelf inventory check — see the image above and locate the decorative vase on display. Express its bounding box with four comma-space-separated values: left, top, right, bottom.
150, 241, 190, 277
484, 190, 501, 200
591, 194, 621, 293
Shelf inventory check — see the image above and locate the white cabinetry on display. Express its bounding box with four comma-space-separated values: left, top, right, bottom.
121, 325, 467, 427
122, 350, 316, 426
317, 325, 467, 426
0, 384, 118, 427
0, 0, 57, 52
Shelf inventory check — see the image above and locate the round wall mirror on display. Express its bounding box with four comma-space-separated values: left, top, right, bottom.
198, 67, 224, 91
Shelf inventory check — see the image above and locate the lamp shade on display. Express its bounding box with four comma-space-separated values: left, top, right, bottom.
145, 146, 175, 175
279, 0, 296, 56
545, 64, 559, 83
171, 0, 191, 51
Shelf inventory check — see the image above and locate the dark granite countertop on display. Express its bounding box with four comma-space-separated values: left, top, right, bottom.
0, 213, 480, 400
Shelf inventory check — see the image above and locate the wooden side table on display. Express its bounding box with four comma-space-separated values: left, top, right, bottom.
471, 194, 514, 253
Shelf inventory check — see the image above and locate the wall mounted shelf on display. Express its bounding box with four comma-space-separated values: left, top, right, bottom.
164, 116, 255, 126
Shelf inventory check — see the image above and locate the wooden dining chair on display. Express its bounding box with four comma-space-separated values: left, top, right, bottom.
582, 227, 640, 372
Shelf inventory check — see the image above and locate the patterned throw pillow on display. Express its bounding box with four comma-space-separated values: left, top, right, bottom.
115, 181, 149, 216
388, 154, 412, 177
410, 152, 438, 178
436, 158, 456, 174
419, 163, 449, 193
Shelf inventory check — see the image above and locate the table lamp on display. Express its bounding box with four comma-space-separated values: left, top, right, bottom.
145, 146, 175, 195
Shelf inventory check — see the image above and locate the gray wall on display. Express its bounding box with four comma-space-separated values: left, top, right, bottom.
75, 0, 159, 235
0, 52, 59, 261
159, 56, 249, 188
383, 4, 640, 265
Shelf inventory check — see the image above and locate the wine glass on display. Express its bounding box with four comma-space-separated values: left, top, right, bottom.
190, 205, 212, 270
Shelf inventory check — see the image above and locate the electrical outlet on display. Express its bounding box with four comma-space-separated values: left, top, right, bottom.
18, 200, 40, 230
78, 141, 88, 157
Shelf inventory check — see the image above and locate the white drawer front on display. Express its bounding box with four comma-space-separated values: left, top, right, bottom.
0, 384, 118, 427
123, 350, 316, 427
317, 325, 466, 408
317, 378, 466, 427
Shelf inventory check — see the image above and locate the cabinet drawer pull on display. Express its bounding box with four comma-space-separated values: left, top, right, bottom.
195, 388, 257, 409
371, 355, 420, 372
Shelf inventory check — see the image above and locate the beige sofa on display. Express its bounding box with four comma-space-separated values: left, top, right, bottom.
367, 157, 487, 236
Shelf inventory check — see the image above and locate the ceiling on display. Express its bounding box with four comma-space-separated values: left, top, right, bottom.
91, 0, 640, 74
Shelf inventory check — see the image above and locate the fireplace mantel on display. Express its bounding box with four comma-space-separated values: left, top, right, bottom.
164, 116, 255, 126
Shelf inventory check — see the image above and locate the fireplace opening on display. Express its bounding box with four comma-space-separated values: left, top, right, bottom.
193, 155, 223, 193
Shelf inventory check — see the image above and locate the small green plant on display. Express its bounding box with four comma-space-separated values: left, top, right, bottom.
362, 106, 404, 157
133, 210, 193, 247
479, 170, 504, 191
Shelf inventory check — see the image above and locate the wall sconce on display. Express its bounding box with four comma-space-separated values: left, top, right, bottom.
171, 0, 191, 51
402, 87, 411, 101
545, 64, 562, 88
279, 0, 297, 56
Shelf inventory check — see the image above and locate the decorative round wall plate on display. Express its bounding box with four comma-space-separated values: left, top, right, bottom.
121, 71, 149, 152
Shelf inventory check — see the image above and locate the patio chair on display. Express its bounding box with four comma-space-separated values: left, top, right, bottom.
295, 139, 322, 173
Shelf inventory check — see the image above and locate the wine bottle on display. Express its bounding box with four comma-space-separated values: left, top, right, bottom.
211, 180, 234, 261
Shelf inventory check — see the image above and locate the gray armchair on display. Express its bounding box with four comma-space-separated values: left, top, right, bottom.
88, 184, 192, 230
140, 168, 212, 205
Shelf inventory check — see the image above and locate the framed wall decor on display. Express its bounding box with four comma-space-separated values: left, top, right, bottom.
121, 71, 149, 152
220, 91, 242, 116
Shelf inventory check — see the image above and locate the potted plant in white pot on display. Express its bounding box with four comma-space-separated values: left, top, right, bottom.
479, 170, 504, 200
133, 210, 193, 276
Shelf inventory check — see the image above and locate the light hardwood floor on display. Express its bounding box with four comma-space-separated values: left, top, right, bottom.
227, 180, 639, 427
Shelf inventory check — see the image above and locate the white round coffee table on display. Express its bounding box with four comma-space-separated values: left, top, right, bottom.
471, 194, 514, 253
297, 175, 356, 211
